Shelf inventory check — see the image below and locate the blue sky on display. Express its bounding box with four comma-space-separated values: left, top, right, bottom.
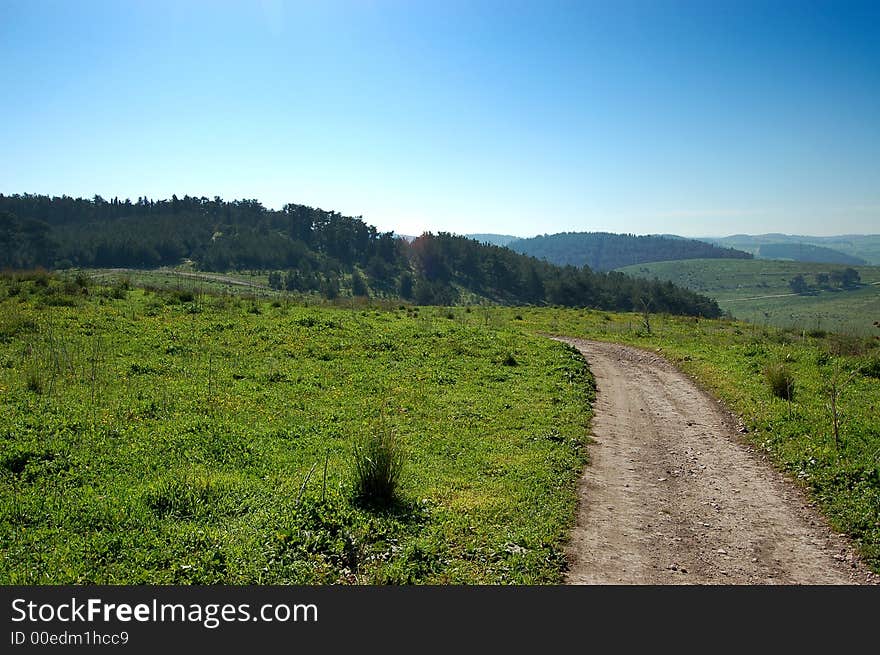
1, 1, 878, 237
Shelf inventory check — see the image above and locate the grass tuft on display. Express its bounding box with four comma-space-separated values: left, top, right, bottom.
25, 366, 44, 394
352, 428, 405, 507
764, 363, 795, 401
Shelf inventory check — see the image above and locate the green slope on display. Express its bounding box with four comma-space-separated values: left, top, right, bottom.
704, 234, 880, 265
618, 259, 880, 335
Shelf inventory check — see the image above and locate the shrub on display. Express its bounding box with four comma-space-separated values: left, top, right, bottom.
352, 428, 404, 507
826, 334, 868, 357
32, 268, 51, 287
108, 281, 128, 299
0, 313, 37, 343
764, 363, 795, 401
859, 357, 880, 380
351, 271, 369, 297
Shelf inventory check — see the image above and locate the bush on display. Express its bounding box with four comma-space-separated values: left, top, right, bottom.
351, 271, 369, 298
826, 334, 869, 357
74, 272, 91, 289
0, 313, 37, 343
32, 268, 51, 287
764, 363, 795, 401
352, 428, 404, 507
859, 357, 880, 380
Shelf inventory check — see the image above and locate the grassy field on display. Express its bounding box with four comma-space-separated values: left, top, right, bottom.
78, 267, 498, 307
0, 272, 593, 584
2, 271, 879, 583
618, 259, 880, 335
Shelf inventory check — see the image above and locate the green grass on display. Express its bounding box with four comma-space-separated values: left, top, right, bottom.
72, 267, 499, 308
0, 274, 594, 584
3, 270, 879, 583
81, 267, 278, 298
619, 258, 880, 335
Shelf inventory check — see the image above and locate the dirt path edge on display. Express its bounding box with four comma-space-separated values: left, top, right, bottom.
554, 337, 878, 585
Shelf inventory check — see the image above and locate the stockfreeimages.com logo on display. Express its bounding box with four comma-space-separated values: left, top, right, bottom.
11, 597, 318, 630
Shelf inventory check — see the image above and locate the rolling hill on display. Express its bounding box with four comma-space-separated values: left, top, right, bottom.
704, 234, 880, 265
754, 243, 866, 265
0, 193, 721, 317
507, 232, 752, 271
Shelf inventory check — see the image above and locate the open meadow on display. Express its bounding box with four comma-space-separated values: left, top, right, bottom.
1, 272, 878, 583
0, 272, 593, 583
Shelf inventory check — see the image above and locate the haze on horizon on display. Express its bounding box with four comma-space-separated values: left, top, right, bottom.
1, 1, 878, 239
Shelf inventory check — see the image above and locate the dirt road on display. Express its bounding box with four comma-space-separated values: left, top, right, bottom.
556, 338, 876, 585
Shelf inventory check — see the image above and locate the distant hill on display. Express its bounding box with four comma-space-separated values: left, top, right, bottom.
465, 233, 521, 247
754, 243, 866, 265
508, 232, 752, 271
704, 234, 880, 265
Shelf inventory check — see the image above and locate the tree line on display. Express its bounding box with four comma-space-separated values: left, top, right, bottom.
0, 193, 721, 317
788, 268, 862, 294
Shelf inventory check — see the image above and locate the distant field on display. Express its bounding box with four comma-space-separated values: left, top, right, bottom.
619, 259, 880, 335
704, 235, 880, 266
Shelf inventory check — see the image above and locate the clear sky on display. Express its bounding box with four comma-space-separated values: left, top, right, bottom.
1, 0, 878, 238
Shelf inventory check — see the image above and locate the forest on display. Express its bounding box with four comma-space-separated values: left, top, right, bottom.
0, 193, 721, 317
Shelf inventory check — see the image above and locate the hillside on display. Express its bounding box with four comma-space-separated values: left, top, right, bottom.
755, 243, 866, 265
705, 234, 880, 265
618, 258, 880, 334
508, 231, 752, 271
0, 194, 720, 317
